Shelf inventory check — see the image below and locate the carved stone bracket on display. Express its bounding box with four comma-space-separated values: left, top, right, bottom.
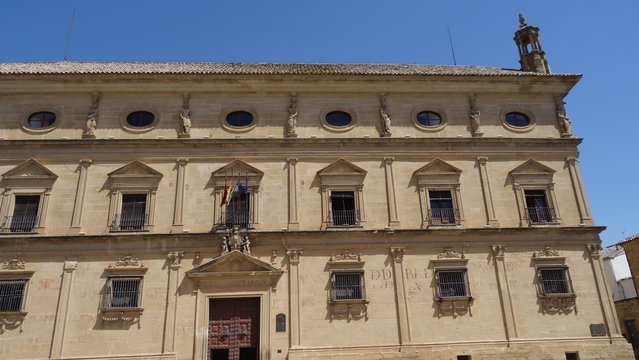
2, 259, 26, 270
438, 248, 465, 259
390, 247, 405, 263
329, 250, 361, 263
587, 244, 602, 258
286, 249, 303, 264
0, 312, 26, 334
101, 309, 143, 328
270, 250, 278, 266
328, 302, 368, 321
167, 251, 184, 267
435, 298, 473, 318
539, 295, 576, 314
533, 246, 560, 258
491, 245, 505, 259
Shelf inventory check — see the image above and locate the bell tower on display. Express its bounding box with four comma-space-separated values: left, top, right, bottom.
514, 14, 551, 74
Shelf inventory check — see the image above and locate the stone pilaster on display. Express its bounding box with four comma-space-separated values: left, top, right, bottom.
69, 160, 92, 233
287, 249, 303, 347
172, 158, 188, 233
163, 251, 184, 353
50, 261, 78, 359
477, 157, 499, 227
390, 247, 410, 345
383, 157, 400, 228
287, 158, 299, 230
567, 157, 593, 225
491, 245, 517, 342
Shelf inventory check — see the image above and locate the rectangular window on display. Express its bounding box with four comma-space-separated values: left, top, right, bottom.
225, 192, 251, 229
436, 269, 470, 298
0, 279, 28, 312
565, 352, 579, 360
539, 267, 573, 295
524, 190, 556, 223
113, 194, 147, 231
8, 195, 39, 232
331, 272, 365, 301
457, 356, 472, 360
104, 276, 142, 309
428, 190, 458, 225
330, 191, 359, 226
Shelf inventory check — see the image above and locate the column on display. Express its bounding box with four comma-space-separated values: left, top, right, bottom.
566, 157, 593, 225
383, 157, 400, 227
50, 261, 78, 359
587, 244, 622, 337
172, 158, 188, 233
287, 249, 303, 348
491, 245, 517, 342
70, 160, 92, 232
287, 158, 299, 230
390, 247, 410, 345
34, 188, 51, 233
477, 157, 499, 227
163, 251, 184, 353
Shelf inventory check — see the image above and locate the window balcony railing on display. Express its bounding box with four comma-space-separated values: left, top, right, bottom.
429, 208, 460, 225
525, 207, 557, 224
110, 213, 148, 232
328, 210, 360, 227
0, 215, 38, 233
217, 210, 252, 230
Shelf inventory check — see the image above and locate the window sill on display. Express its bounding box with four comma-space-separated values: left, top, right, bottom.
528, 221, 560, 227
0, 231, 38, 236
328, 299, 369, 305
538, 293, 576, 299
435, 296, 473, 302
326, 225, 363, 230
101, 307, 144, 313
109, 229, 150, 233
0, 311, 27, 316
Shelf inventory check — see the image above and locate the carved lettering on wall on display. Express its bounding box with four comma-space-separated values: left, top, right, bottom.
111, 255, 142, 268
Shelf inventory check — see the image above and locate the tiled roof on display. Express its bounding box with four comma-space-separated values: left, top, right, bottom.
619, 233, 639, 245
0, 62, 578, 77
601, 245, 625, 259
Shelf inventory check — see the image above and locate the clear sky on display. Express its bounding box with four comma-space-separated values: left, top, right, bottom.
1, 1, 637, 246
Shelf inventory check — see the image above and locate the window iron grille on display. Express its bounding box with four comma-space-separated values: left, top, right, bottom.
103, 277, 142, 309
328, 210, 360, 227
331, 272, 365, 301
0, 279, 28, 312
436, 270, 470, 299
539, 268, 573, 295
110, 213, 148, 231
525, 207, 557, 223
1, 215, 39, 233
428, 208, 460, 225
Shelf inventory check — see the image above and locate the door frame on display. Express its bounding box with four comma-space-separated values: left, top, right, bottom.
194, 290, 271, 360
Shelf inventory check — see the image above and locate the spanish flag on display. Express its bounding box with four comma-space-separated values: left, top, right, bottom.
220, 176, 235, 207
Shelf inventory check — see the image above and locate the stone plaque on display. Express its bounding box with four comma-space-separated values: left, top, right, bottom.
590, 323, 606, 336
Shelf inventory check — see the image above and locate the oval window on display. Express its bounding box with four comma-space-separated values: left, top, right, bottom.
126, 111, 155, 127
226, 111, 254, 127
416, 111, 442, 127
27, 111, 56, 128
325, 111, 352, 127
505, 112, 530, 127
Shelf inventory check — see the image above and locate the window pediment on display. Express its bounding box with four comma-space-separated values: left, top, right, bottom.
187, 251, 283, 279
509, 159, 555, 184
107, 160, 162, 188
413, 159, 461, 186
317, 159, 367, 186
1, 159, 58, 187
211, 160, 264, 189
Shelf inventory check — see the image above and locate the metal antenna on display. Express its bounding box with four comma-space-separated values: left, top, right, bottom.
447, 25, 457, 65
64, 7, 76, 61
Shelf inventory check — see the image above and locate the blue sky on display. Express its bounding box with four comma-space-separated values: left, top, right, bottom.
1, 1, 637, 246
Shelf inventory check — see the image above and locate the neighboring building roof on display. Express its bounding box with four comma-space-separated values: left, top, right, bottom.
619, 233, 639, 245
602, 244, 625, 259
0, 62, 580, 77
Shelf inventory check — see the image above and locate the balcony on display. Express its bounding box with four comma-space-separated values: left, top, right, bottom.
217, 210, 252, 230
429, 208, 460, 225
328, 210, 360, 227
0, 215, 38, 233
110, 213, 148, 232
525, 207, 557, 224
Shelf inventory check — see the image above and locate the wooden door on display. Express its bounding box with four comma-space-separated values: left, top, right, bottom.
209, 297, 260, 360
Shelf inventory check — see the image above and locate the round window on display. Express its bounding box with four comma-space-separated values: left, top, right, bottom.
226, 111, 254, 127
505, 112, 530, 127
325, 111, 352, 127
28, 111, 56, 128
126, 111, 155, 127
416, 111, 442, 127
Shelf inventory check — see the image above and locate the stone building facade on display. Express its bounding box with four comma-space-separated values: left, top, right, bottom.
0, 16, 632, 360
611, 235, 639, 359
